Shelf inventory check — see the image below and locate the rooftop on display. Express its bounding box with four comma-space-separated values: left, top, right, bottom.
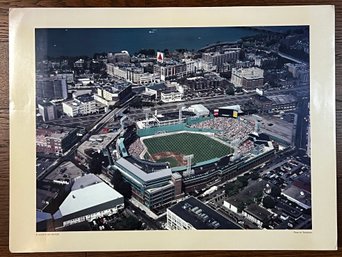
169, 196, 241, 229
78, 132, 119, 156
44, 161, 83, 184
55, 174, 123, 217
233, 67, 264, 79
244, 203, 272, 221
147, 82, 167, 91
36, 124, 77, 139
282, 185, 311, 209
71, 173, 102, 191
38, 101, 54, 107
102, 82, 131, 93
267, 94, 297, 105
115, 157, 172, 184
75, 94, 94, 103
156, 111, 195, 122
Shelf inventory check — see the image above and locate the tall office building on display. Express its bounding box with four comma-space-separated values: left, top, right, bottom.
36, 78, 68, 100
38, 101, 57, 121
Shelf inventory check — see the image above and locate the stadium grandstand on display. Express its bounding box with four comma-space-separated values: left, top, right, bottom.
108, 110, 288, 212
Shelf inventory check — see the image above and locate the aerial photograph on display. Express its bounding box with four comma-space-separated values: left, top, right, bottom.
35, 26, 311, 232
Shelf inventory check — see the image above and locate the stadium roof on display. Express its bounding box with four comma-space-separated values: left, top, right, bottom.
116, 157, 172, 184
55, 180, 123, 217
169, 197, 241, 229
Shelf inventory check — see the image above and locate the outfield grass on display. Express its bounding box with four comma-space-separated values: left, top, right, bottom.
143, 132, 233, 165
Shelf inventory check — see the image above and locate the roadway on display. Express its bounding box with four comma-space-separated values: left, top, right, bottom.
128, 86, 309, 120
295, 98, 310, 151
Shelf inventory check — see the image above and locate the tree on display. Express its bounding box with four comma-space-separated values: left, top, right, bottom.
270, 186, 281, 197
225, 85, 235, 95
88, 151, 104, 174
237, 202, 245, 213
237, 176, 249, 187
250, 171, 260, 180
113, 216, 142, 230
254, 191, 263, 204
111, 170, 123, 189
262, 196, 276, 209
111, 170, 132, 199
225, 182, 239, 197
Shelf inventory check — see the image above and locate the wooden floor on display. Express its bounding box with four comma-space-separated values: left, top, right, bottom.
0, 0, 341, 256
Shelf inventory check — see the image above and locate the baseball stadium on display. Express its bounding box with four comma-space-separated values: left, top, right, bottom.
112, 106, 284, 211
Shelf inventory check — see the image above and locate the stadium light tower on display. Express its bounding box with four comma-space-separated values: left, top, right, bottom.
177, 103, 185, 122
254, 117, 261, 134
143, 108, 151, 127
183, 154, 194, 174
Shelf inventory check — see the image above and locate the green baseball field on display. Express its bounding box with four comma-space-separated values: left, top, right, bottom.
142, 132, 233, 167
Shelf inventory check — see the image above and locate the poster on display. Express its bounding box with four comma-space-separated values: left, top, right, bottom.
9, 6, 336, 252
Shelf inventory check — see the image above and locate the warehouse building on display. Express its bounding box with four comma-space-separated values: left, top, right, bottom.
53, 174, 124, 228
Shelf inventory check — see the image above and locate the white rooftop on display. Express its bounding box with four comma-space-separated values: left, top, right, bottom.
233, 67, 264, 79
116, 157, 172, 183
57, 178, 123, 217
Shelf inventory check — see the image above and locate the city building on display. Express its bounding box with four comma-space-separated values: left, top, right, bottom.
154, 61, 187, 81
107, 51, 131, 64
183, 59, 202, 74
167, 196, 241, 230
62, 94, 102, 117
114, 156, 175, 209
185, 73, 228, 92
251, 94, 298, 113
139, 73, 161, 85
36, 77, 68, 100
255, 56, 278, 69
36, 125, 78, 155
95, 82, 133, 106
144, 82, 167, 100
42, 161, 84, 187
38, 101, 57, 121
231, 67, 264, 91
242, 203, 273, 228
74, 59, 85, 68
160, 88, 183, 103
77, 132, 119, 163
106, 63, 144, 84
53, 71, 74, 83
202, 49, 240, 66
53, 174, 124, 228
266, 94, 298, 111
282, 184, 311, 210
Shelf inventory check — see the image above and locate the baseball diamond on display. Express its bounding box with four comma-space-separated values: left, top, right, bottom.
142, 132, 234, 167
